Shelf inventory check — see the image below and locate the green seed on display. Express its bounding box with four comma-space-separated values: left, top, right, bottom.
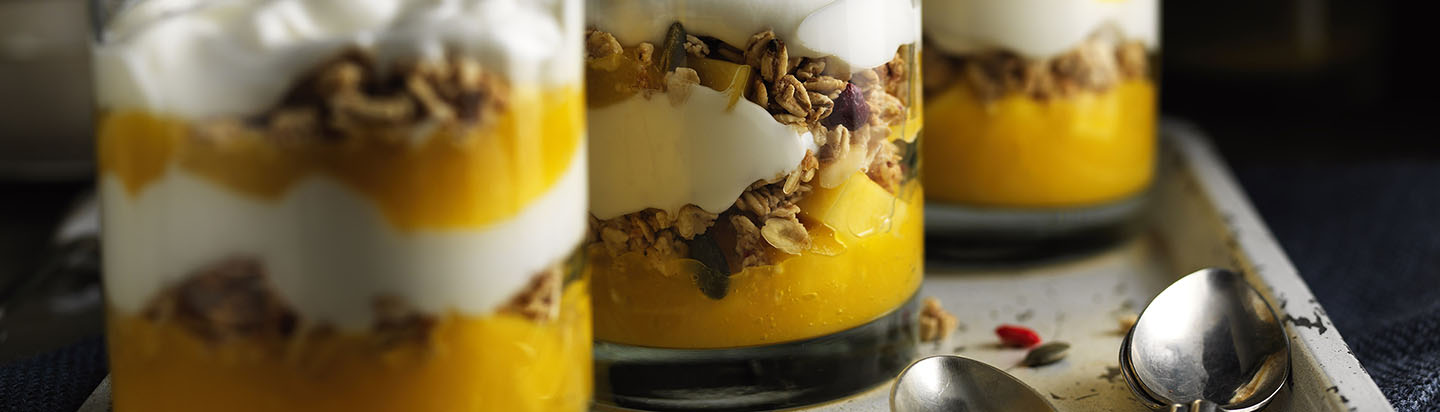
659, 22, 689, 73
1022, 342, 1071, 367
688, 233, 731, 300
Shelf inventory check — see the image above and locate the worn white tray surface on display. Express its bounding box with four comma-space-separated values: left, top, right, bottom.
79, 124, 1391, 412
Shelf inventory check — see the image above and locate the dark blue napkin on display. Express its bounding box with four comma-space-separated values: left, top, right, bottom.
1236, 161, 1440, 411
0, 336, 105, 412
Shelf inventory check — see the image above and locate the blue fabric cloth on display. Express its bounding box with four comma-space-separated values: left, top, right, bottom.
1235, 161, 1440, 412
0, 337, 106, 412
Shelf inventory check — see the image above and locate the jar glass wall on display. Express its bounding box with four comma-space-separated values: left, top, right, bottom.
921, 0, 1159, 250
92, 1, 590, 411
584, 0, 924, 409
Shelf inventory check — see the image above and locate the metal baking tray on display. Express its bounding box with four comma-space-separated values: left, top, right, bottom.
78, 122, 1392, 411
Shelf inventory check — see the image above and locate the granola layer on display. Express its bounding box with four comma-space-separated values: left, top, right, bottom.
584, 21, 923, 347
922, 36, 1152, 103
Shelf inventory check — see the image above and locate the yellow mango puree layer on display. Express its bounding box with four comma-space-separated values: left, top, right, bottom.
108, 282, 591, 412
96, 87, 585, 231
923, 80, 1156, 207
591, 180, 923, 349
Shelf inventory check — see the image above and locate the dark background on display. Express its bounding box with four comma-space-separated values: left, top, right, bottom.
2, 1, 1438, 411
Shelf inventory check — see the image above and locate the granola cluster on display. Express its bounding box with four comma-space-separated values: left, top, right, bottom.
923, 36, 1151, 102
143, 258, 298, 344
143, 257, 567, 351
591, 205, 718, 265
197, 50, 511, 145
918, 297, 959, 343
586, 25, 917, 298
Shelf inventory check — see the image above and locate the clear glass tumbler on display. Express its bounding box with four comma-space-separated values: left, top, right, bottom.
584, 0, 924, 409
922, 0, 1160, 252
92, 1, 589, 411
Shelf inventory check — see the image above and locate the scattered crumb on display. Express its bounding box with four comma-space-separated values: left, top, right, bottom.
919, 297, 959, 342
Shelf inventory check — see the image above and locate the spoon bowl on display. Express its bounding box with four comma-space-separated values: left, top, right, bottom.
890, 355, 1056, 412
1123, 268, 1290, 411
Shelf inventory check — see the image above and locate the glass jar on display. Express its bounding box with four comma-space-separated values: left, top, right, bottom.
921, 0, 1159, 251
92, 1, 589, 411
584, 0, 924, 409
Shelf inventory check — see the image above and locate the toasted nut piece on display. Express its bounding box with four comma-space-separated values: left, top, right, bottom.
731, 215, 769, 268
665, 67, 701, 105
760, 217, 811, 255
804, 76, 847, 98
675, 205, 718, 239
747, 76, 769, 107
808, 91, 834, 123
373, 295, 438, 347
635, 42, 656, 66
498, 265, 562, 322
774, 75, 811, 117
795, 58, 827, 82
684, 34, 710, 57
586, 30, 624, 60
143, 257, 297, 343
920, 297, 960, 342
773, 113, 806, 125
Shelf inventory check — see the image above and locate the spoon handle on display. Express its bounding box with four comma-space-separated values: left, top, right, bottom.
1168, 400, 1220, 412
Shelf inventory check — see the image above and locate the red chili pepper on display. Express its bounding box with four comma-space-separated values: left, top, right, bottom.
995, 324, 1042, 348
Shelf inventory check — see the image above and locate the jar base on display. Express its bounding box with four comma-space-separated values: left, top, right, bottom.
924, 191, 1148, 261
593, 294, 919, 411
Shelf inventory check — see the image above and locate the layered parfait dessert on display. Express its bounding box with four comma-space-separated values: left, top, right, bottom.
922, 0, 1158, 208
584, 0, 922, 408
93, 1, 589, 411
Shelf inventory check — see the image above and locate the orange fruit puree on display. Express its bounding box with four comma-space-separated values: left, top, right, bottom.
108, 282, 591, 412
592, 178, 923, 349
923, 80, 1156, 207
97, 87, 585, 231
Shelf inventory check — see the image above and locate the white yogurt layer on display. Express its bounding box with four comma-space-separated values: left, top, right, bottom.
95, 0, 582, 119
102, 149, 588, 331
588, 0, 919, 72
923, 0, 1158, 59
588, 87, 816, 219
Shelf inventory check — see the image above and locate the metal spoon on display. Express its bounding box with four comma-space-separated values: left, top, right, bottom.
1121, 268, 1290, 412
890, 355, 1057, 412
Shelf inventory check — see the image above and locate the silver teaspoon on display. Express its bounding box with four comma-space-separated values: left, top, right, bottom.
1121, 268, 1290, 412
890, 355, 1056, 412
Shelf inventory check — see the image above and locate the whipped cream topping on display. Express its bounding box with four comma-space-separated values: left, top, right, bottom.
923, 0, 1158, 59
588, 87, 817, 219
588, 0, 919, 72
95, 0, 582, 119
102, 150, 588, 330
